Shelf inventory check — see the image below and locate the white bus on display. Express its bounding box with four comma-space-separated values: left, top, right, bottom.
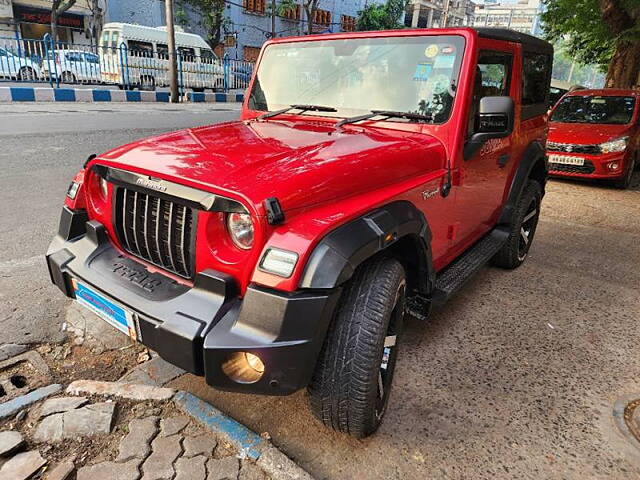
99, 23, 224, 91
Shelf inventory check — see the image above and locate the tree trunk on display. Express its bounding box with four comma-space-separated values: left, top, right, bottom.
605, 38, 640, 88
51, 9, 59, 46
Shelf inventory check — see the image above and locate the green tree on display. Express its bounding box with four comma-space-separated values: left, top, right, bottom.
181, 0, 228, 50
266, 0, 299, 38
542, 0, 640, 88
356, 0, 407, 31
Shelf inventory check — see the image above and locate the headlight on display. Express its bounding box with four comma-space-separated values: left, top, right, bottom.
600, 137, 628, 154
259, 248, 298, 278
227, 212, 254, 250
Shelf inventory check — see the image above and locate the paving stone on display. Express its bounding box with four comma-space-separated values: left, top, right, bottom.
142, 434, 182, 480
34, 402, 115, 442
175, 455, 207, 480
39, 396, 88, 418
0, 384, 62, 419
0, 450, 46, 479
159, 415, 190, 437
239, 461, 267, 480
207, 456, 240, 480
115, 416, 159, 462
0, 344, 27, 362
183, 434, 217, 458
76, 458, 140, 480
44, 456, 76, 480
67, 379, 174, 401
0, 430, 24, 456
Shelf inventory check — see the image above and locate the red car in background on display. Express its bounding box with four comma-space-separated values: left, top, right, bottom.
547, 89, 639, 189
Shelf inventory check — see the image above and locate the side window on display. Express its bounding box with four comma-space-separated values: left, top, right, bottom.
0, 48, 7, 57
129, 40, 154, 58
201, 49, 216, 64
66, 52, 82, 62
178, 47, 196, 62
85, 53, 99, 64
156, 44, 169, 60
468, 51, 513, 136
522, 52, 552, 118
111, 32, 119, 49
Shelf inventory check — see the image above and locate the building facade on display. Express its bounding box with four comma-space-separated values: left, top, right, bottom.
405, 0, 475, 29
0, 0, 98, 44
104, 0, 386, 62
472, 0, 543, 36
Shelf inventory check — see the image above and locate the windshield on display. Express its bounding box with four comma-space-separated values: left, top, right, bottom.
551, 95, 636, 125
249, 35, 465, 124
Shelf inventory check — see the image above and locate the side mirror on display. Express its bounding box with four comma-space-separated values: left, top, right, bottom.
464, 96, 514, 160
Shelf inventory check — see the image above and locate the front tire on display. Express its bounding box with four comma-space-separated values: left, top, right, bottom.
492, 180, 542, 269
18, 67, 36, 81
612, 156, 636, 189
308, 257, 406, 438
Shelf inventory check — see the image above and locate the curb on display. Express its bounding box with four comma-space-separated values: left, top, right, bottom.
0, 86, 244, 103
174, 391, 313, 480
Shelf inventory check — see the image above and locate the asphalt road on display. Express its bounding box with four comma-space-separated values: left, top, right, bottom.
1, 103, 640, 479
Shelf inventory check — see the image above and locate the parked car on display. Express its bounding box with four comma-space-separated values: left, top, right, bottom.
548, 79, 584, 108
547, 89, 639, 189
42, 49, 102, 84
0, 47, 41, 81
47, 27, 552, 438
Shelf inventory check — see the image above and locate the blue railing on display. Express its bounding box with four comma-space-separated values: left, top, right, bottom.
0, 36, 254, 93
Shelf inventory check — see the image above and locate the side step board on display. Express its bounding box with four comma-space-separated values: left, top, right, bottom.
431, 228, 510, 306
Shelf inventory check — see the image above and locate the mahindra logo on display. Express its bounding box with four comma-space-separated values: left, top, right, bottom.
136, 177, 167, 192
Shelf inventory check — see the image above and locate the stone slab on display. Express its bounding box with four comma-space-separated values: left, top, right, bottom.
142, 434, 182, 480
39, 396, 88, 418
34, 402, 115, 442
256, 446, 314, 480
175, 455, 207, 480
206, 456, 240, 480
76, 458, 140, 480
0, 344, 27, 362
118, 356, 185, 387
44, 456, 76, 480
0, 384, 62, 419
183, 434, 217, 458
159, 416, 189, 437
67, 380, 174, 401
0, 450, 46, 480
0, 430, 24, 456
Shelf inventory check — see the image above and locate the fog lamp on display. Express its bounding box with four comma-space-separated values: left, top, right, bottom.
221, 352, 265, 384
608, 162, 620, 171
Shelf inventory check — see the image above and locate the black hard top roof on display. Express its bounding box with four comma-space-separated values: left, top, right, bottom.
474, 28, 553, 54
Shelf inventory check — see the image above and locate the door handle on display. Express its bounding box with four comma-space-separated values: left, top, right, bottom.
498, 154, 510, 168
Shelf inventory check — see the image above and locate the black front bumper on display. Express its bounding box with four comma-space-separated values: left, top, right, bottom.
47, 207, 340, 395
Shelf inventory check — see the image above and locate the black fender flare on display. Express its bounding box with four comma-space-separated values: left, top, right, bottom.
299, 201, 435, 294
498, 140, 548, 226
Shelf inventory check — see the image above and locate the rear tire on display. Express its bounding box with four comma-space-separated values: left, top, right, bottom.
61, 71, 76, 84
492, 180, 542, 269
308, 256, 406, 438
18, 67, 36, 81
140, 76, 156, 91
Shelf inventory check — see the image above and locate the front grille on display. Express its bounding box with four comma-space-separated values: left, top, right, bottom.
549, 160, 596, 174
547, 141, 601, 155
114, 187, 196, 279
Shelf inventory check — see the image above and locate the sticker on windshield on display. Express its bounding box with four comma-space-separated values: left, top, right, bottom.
425, 45, 439, 58
433, 54, 456, 70
413, 63, 433, 82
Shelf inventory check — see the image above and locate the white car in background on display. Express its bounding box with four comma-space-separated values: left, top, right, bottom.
42, 50, 102, 84
0, 47, 41, 81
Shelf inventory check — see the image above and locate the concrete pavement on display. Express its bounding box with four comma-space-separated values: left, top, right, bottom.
1, 102, 639, 479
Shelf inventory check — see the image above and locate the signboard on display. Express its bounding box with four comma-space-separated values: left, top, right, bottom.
14, 5, 85, 29
0, 0, 12, 19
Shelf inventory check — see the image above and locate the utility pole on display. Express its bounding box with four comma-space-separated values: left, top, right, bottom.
442, 0, 451, 27
165, 0, 179, 103
271, 0, 277, 39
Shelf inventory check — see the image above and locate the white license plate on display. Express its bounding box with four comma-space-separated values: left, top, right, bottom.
549, 154, 585, 166
72, 279, 137, 340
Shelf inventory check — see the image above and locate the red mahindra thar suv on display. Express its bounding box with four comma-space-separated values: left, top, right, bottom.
47, 28, 552, 438
547, 89, 640, 189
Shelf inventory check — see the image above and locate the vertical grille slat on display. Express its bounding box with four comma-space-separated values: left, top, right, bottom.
115, 187, 195, 279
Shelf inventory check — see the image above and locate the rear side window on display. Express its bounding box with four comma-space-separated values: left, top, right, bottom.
178, 47, 196, 62
157, 44, 169, 60
522, 52, 552, 119
65, 52, 83, 62
201, 49, 217, 64
85, 53, 99, 64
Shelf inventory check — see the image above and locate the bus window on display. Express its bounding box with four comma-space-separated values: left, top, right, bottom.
111, 31, 120, 49
178, 47, 196, 62
129, 40, 154, 58
201, 49, 217, 64
156, 43, 169, 60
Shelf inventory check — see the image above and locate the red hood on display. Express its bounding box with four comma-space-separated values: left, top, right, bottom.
548, 122, 632, 144
96, 120, 445, 214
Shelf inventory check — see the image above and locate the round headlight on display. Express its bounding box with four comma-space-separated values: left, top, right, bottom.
227, 212, 254, 250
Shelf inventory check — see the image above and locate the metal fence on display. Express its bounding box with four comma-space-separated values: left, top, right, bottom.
0, 35, 254, 93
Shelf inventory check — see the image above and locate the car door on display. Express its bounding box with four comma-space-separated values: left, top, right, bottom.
453, 48, 516, 247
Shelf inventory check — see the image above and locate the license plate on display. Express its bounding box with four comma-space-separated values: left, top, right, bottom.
549, 154, 585, 166
72, 279, 137, 340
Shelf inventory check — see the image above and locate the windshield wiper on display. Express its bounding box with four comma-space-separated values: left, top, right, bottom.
335, 110, 433, 129
258, 104, 338, 120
